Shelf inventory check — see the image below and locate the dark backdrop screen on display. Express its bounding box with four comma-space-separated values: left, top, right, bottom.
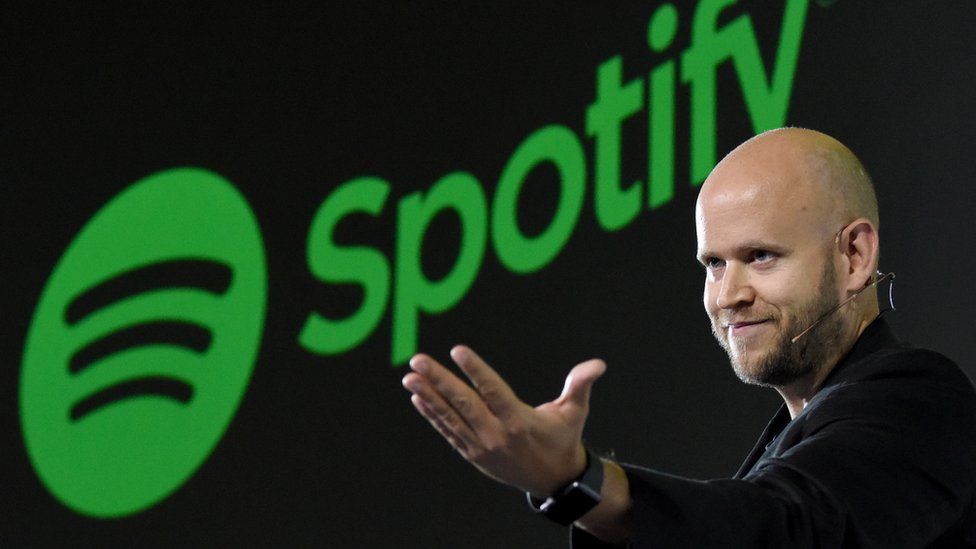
3, 2, 975, 546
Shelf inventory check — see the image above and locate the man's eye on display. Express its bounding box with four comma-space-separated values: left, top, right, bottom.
705, 257, 724, 269
752, 250, 774, 262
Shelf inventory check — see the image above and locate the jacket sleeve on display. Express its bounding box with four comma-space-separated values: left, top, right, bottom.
571, 350, 976, 548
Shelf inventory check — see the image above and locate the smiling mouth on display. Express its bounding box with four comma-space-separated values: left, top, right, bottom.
726, 319, 771, 335
728, 320, 767, 328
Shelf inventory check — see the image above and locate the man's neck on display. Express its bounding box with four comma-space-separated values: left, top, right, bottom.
776, 314, 876, 418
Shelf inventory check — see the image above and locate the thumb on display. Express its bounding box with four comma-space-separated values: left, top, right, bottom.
558, 359, 607, 408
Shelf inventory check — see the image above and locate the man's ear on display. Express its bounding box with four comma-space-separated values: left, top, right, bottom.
841, 218, 879, 292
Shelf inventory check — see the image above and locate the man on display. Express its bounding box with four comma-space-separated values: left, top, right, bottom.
401, 128, 976, 546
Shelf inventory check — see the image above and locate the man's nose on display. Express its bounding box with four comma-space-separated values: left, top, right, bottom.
715, 263, 755, 309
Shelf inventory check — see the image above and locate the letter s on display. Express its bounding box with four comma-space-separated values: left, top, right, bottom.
299, 176, 391, 355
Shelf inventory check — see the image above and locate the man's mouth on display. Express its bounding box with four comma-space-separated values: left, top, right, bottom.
726, 319, 770, 336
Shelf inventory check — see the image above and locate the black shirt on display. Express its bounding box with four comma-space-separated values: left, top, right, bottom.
572, 319, 976, 547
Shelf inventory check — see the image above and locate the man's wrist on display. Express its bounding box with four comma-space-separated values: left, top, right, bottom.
526, 446, 604, 526
573, 459, 632, 544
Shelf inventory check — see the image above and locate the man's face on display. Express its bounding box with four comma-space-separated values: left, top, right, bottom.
696, 163, 845, 387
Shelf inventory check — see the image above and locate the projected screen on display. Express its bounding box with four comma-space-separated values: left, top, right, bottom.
3, 1, 974, 546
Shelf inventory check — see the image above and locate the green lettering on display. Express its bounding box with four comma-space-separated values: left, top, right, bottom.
492, 125, 586, 274
647, 4, 678, 209
299, 177, 391, 355
682, 0, 809, 184
392, 172, 487, 364
586, 56, 644, 230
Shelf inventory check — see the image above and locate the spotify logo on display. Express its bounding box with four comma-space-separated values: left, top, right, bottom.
20, 168, 267, 518
17, 0, 807, 521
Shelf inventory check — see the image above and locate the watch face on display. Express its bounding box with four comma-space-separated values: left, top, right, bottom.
542, 482, 603, 526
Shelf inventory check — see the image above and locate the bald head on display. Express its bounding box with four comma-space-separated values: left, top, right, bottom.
700, 128, 878, 233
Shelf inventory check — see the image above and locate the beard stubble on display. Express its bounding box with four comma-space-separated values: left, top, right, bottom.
714, 259, 845, 388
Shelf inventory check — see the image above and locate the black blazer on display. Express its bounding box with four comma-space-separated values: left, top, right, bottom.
572, 319, 976, 548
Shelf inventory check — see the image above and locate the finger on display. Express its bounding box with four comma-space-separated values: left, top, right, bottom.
449, 345, 521, 420
409, 354, 498, 433
557, 359, 607, 409
411, 394, 469, 454
403, 372, 483, 449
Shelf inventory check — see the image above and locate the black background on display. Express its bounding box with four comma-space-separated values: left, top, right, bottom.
3, 2, 975, 547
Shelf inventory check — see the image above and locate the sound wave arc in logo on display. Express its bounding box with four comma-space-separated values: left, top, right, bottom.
64, 259, 231, 421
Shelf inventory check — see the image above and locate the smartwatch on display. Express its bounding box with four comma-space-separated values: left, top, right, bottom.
526, 446, 604, 526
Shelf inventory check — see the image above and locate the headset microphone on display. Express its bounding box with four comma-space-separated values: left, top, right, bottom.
791, 271, 895, 344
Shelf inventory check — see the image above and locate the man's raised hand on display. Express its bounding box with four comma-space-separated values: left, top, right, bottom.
401, 345, 606, 497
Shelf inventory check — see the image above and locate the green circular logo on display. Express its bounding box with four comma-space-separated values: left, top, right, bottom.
20, 168, 267, 518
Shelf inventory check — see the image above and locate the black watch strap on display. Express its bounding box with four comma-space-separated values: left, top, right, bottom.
526, 447, 604, 526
